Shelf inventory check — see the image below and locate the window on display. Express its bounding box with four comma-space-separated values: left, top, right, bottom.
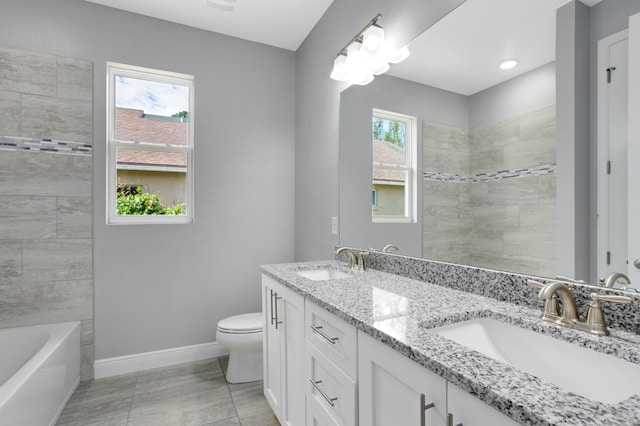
107, 62, 194, 224
372, 109, 416, 223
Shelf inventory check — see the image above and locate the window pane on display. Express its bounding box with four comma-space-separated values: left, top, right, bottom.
115, 76, 189, 146
116, 147, 187, 215
372, 118, 406, 167
372, 169, 407, 217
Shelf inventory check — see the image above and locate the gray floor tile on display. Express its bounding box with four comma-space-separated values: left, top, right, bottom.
56, 394, 132, 426
230, 382, 273, 421
136, 358, 223, 390
127, 388, 237, 426
55, 358, 278, 426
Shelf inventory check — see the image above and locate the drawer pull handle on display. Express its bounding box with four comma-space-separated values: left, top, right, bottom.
269, 290, 275, 325
310, 325, 338, 344
420, 393, 435, 426
447, 413, 463, 426
309, 379, 338, 407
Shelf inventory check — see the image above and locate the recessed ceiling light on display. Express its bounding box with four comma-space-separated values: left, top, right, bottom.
499, 59, 518, 70
205, 0, 236, 12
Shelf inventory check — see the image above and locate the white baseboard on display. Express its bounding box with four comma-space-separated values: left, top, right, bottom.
94, 341, 229, 379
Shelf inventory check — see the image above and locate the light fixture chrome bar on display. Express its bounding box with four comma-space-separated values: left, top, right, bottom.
336, 13, 382, 57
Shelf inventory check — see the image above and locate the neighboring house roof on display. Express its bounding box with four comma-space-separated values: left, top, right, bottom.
115, 107, 188, 169
373, 139, 405, 183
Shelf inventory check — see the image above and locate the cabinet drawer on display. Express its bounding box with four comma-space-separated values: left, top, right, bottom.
305, 300, 357, 378
307, 395, 340, 426
306, 342, 357, 426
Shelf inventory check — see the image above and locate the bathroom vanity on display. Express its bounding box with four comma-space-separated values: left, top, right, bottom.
261, 258, 640, 425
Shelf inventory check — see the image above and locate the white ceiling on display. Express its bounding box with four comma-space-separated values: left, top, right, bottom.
84, 0, 334, 51
388, 0, 601, 96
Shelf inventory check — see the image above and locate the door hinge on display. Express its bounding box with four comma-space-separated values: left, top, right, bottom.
607, 66, 616, 83
607, 251, 611, 265
607, 160, 611, 174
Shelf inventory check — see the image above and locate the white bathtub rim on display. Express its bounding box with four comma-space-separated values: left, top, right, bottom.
0, 321, 81, 409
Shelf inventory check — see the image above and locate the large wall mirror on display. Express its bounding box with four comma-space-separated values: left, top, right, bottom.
339, 0, 640, 288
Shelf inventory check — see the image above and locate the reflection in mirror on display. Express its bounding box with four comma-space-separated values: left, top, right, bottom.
372, 109, 417, 222
339, 0, 559, 277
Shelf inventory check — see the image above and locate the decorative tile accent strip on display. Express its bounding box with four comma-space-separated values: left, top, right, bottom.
424, 164, 556, 183
0, 135, 92, 156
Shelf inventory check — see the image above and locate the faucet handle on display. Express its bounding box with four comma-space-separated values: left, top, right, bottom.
583, 293, 634, 336
590, 293, 634, 306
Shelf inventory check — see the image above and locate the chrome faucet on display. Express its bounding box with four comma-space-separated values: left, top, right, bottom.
382, 244, 399, 253
600, 272, 631, 288
335, 247, 368, 271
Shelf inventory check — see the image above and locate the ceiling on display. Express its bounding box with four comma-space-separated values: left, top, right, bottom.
387, 0, 602, 96
84, 0, 334, 51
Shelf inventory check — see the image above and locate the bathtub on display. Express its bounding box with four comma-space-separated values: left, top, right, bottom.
0, 322, 80, 426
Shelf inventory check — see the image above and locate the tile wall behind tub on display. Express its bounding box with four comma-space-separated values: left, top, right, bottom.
422, 105, 557, 278
0, 45, 94, 380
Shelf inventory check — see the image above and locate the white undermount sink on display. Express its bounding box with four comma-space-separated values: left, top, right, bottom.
430, 318, 640, 404
295, 268, 351, 281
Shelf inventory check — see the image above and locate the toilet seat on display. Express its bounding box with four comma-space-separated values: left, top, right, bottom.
217, 312, 262, 334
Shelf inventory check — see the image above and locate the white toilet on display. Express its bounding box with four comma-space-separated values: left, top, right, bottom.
216, 312, 264, 383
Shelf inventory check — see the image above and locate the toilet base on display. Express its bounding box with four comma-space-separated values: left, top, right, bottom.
225, 349, 263, 383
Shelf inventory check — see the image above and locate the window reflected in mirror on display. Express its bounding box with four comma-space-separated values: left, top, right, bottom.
372, 109, 416, 222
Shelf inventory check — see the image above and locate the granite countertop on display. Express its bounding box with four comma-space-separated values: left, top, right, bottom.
261, 260, 640, 426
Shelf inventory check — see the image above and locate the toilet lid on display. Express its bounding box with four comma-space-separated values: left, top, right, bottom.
217, 312, 263, 334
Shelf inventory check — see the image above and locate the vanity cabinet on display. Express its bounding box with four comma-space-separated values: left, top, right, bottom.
358, 331, 518, 426
262, 275, 305, 426
447, 382, 519, 426
358, 331, 447, 426
305, 300, 358, 426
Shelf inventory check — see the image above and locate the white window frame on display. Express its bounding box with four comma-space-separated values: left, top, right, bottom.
372, 108, 417, 223
106, 62, 195, 225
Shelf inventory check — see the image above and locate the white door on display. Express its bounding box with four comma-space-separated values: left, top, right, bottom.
597, 29, 629, 281
628, 12, 640, 283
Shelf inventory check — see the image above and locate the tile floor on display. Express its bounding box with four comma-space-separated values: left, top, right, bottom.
56, 357, 279, 426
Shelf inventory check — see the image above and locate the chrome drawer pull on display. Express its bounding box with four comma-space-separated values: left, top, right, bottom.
309, 379, 338, 407
420, 393, 435, 426
310, 325, 338, 344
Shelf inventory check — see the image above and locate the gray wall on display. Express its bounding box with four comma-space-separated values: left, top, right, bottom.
295, 0, 467, 261
0, 45, 94, 379
0, 0, 295, 362
339, 74, 468, 257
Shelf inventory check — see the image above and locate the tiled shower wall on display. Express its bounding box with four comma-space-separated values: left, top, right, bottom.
0, 45, 94, 379
423, 105, 557, 277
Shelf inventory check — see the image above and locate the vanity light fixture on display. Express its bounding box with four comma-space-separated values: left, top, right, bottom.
499, 59, 518, 70
330, 14, 410, 86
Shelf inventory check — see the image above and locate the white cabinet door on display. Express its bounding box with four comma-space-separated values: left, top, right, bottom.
358, 331, 447, 426
447, 382, 519, 426
263, 278, 282, 416
262, 275, 305, 426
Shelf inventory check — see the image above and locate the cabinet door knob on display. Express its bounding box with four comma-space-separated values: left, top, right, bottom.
420, 393, 435, 426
